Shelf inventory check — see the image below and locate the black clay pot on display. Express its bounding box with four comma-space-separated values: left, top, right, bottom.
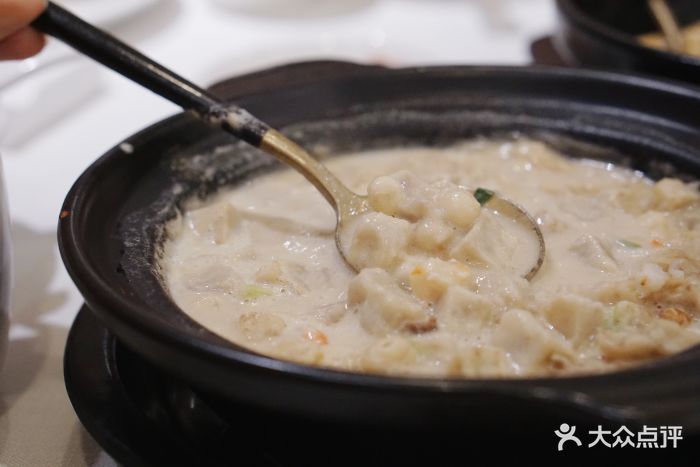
555, 0, 700, 86
58, 62, 700, 443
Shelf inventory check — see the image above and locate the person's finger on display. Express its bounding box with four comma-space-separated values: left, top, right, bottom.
0, 27, 46, 60
0, 0, 47, 39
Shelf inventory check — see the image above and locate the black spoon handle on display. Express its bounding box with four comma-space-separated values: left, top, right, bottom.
32, 2, 268, 145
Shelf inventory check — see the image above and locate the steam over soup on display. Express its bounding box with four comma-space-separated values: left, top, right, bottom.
161, 139, 700, 377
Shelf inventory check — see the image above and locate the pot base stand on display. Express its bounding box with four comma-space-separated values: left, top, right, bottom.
65, 307, 696, 466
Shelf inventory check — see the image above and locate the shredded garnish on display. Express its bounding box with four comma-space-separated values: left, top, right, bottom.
242, 285, 273, 300
616, 239, 641, 248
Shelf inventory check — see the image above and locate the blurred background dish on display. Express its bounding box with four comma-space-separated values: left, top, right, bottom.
554, 0, 700, 85
640, 20, 700, 56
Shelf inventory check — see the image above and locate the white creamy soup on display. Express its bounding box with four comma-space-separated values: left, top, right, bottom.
161, 139, 700, 378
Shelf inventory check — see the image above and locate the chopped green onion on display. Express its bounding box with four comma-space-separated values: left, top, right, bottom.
473, 188, 495, 206
616, 239, 641, 249
242, 285, 273, 300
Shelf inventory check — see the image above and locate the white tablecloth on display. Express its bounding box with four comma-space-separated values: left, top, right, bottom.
0, 1, 555, 465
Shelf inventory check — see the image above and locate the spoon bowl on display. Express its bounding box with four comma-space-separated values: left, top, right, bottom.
258, 127, 371, 270
261, 128, 545, 277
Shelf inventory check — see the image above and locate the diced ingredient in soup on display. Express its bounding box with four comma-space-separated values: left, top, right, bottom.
344, 171, 482, 269
161, 139, 700, 378
344, 171, 543, 280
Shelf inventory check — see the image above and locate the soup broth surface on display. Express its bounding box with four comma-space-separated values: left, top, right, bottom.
161, 139, 700, 377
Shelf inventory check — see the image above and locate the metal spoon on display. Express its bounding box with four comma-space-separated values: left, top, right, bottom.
648, 0, 685, 53
33, 2, 545, 279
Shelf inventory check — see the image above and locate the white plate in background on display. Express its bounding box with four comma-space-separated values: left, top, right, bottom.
0, 0, 164, 129
54, 0, 163, 27
209, 0, 376, 17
